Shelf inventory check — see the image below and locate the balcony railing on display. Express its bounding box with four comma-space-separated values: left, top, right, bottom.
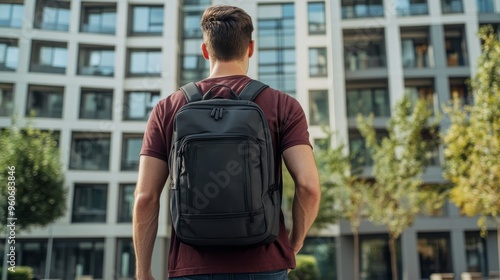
342, 4, 384, 19
442, 0, 464, 13
477, 0, 495, 13
345, 55, 386, 71
397, 3, 429, 16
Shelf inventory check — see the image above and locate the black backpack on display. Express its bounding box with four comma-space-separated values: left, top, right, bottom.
169, 80, 280, 246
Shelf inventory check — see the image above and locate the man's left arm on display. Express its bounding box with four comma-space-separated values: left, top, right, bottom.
133, 155, 169, 280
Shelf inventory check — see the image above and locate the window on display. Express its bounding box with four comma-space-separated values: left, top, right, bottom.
0, 38, 19, 71
405, 79, 436, 115
450, 77, 473, 106
346, 85, 390, 117
130, 5, 164, 35
26, 85, 64, 118
80, 3, 116, 34
418, 232, 453, 279
182, 54, 209, 85
34, 0, 70, 31
309, 48, 328, 77
116, 239, 136, 279
0, 83, 14, 117
396, 0, 429, 16
183, 11, 203, 38
72, 183, 108, 223
360, 235, 401, 280
30, 40, 68, 74
445, 25, 468, 67
308, 2, 326, 35
309, 90, 329, 126
70, 132, 111, 170
184, 0, 211, 6
123, 91, 160, 120
77, 45, 115, 76
179, 0, 210, 84
258, 4, 296, 95
127, 49, 162, 76
0, 2, 23, 28
441, 0, 463, 13
401, 27, 433, 68
349, 130, 388, 167
477, 0, 495, 13
79, 88, 113, 120
344, 29, 386, 71
118, 184, 135, 222
465, 232, 488, 275
341, 0, 384, 19
121, 134, 143, 170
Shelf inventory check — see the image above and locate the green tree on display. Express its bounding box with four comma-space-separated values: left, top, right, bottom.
0, 120, 67, 230
315, 140, 371, 280
443, 25, 500, 269
357, 96, 442, 280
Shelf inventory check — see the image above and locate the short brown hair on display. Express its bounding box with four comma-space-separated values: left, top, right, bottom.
200, 5, 254, 62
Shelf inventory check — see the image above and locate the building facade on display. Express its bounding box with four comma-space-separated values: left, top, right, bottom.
0, 0, 499, 279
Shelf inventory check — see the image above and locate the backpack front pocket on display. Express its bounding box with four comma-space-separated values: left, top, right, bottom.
177, 134, 263, 215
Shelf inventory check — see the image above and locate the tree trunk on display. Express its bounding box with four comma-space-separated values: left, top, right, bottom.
353, 228, 360, 280
389, 235, 398, 280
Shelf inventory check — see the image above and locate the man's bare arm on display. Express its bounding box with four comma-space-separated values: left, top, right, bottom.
133, 155, 168, 280
283, 145, 321, 255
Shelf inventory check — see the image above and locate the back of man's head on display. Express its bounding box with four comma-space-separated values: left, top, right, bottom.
201, 5, 254, 62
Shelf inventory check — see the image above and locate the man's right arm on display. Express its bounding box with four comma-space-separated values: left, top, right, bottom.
283, 145, 321, 255
133, 155, 168, 280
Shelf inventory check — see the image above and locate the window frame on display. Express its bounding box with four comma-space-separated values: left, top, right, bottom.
79, 88, 113, 120
26, 85, 64, 118
80, 3, 117, 34
0, 83, 14, 117
72, 183, 108, 223
29, 40, 68, 74
126, 49, 162, 77
0, 38, 19, 71
0, 2, 24, 28
69, 131, 111, 170
121, 134, 143, 171
34, 0, 71, 31
129, 5, 164, 35
77, 44, 115, 77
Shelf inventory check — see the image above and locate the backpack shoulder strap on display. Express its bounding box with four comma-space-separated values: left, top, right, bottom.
180, 82, 203, 103
239, 80, 269, 101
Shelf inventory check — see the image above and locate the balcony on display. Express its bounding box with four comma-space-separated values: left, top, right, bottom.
342, 3, 384, 19
397, 1, 429, 16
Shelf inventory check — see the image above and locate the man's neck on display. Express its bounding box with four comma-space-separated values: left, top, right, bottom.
208, 60, 248, 79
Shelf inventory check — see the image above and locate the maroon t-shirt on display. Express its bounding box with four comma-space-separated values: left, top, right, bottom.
140, 75, 311, 277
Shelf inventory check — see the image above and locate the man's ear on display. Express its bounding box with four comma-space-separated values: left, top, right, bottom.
248, 40, 255, 58
201, 43, 209, 60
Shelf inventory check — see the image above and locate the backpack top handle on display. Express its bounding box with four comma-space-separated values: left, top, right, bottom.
202, 84, 240, 100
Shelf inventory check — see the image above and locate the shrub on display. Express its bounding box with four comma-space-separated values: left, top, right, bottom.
289, 254, 320, 280
0, 266, 33, 280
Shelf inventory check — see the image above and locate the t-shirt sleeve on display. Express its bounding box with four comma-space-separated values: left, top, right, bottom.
280, 96, 312, 152
140, 100, 169, 162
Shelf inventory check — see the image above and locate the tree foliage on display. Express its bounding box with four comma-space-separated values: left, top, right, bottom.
443, 25, 500, 229
315, 140, 371, 280
0, 120, 67, 231
357, 96, 441, 280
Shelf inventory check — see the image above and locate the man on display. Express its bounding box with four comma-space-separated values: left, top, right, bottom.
133, 5, 321, 280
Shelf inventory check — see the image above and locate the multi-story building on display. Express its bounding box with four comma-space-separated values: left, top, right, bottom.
0, 0, 499, 279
